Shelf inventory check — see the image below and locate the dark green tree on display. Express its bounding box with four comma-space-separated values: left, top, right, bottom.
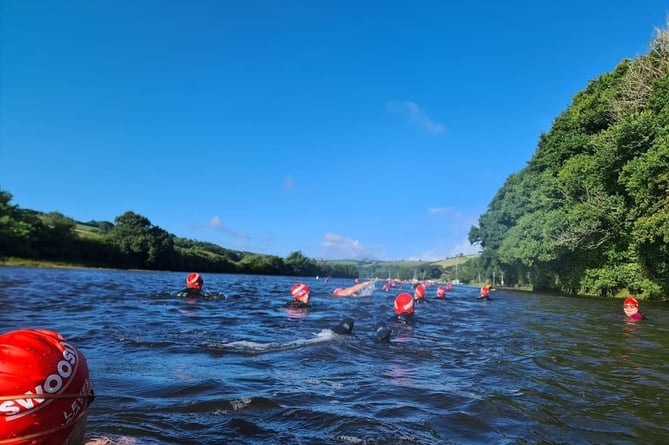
469, 22, 669, 299
107, 211, 175, 269
284, 251, 317, 276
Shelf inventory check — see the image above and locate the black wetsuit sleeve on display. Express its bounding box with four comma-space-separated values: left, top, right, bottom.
330, 318, 354, 335
177, 288, 203, 298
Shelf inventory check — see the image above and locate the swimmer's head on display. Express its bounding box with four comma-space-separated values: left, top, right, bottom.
623, 296, 639, 317
291, 283, 310, 304
0, 329, 94, 445
186, 273, 203, 290
414, 283, 425, 299
394, 292, 414, 315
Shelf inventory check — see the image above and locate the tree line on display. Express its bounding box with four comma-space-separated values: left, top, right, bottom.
0, 190, 359, 278
0, 189, 460, 281
466, 23, 669, 300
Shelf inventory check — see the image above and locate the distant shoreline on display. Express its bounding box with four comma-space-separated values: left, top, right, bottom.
494, 285, 637, 301
0, 258, 141, 272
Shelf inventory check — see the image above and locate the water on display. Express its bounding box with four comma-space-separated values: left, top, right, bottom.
1, 267, 668, 444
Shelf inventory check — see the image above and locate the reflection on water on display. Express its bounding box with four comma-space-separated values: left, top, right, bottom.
1, 266, 668, 444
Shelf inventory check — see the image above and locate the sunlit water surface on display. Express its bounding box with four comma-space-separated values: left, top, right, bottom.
1, 267, 668, 444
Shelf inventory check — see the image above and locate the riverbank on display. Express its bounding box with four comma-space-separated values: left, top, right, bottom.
0, 257, 91, 269
0, 257, 138, 272
494, 285, 639, 302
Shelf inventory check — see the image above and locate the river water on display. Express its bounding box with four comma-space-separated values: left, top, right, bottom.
1, 266, 667, 444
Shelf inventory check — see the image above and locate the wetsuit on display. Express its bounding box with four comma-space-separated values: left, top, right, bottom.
330, 318, 354, 335
177, 288, 205, 299
374, 322, 392, 342
390, 313, 415, 326
286, 300, 310, 309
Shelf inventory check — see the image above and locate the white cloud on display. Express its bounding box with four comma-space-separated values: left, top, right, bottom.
428, 206, 481, 230
406, 206, 482, 260
448, 239, 481, 257
410, 239, 480, 262
387, 101, 445, 134
200, 216, 247, 239
321, 233, 380, 260
208, 216, 222, 228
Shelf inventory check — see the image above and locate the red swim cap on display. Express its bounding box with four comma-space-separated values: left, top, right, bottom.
394, 293, 414, 314
414, 284, 425, 299
291, 283, 310, 300
436, 286, 446, 297
186, 273, 203, 289
623, 297, 639, 307
0, 329, 93, 445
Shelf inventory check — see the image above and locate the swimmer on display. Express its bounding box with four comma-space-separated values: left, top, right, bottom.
177, 272, 206, 298
330, 318, 355, 335
480, 284, 492, 299
287, 283, 311, 309
414, 283, 426, 303
623, 296, 645, 321
0, 329, 94, 445
392, 292, 415, 325
373, 322, 392, 342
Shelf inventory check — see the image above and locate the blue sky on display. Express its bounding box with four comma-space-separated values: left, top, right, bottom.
1, 1, 666, 261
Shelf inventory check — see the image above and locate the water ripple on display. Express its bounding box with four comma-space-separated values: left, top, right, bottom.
1, 267, 668, 444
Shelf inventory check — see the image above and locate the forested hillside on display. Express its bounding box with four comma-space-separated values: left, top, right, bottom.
468, 24, 669, 300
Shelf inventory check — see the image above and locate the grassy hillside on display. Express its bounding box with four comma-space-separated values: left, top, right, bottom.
433, 254, 478, 268
318, 254, 479, 280
74, 222, 105, 239
324, 254, 478, 268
